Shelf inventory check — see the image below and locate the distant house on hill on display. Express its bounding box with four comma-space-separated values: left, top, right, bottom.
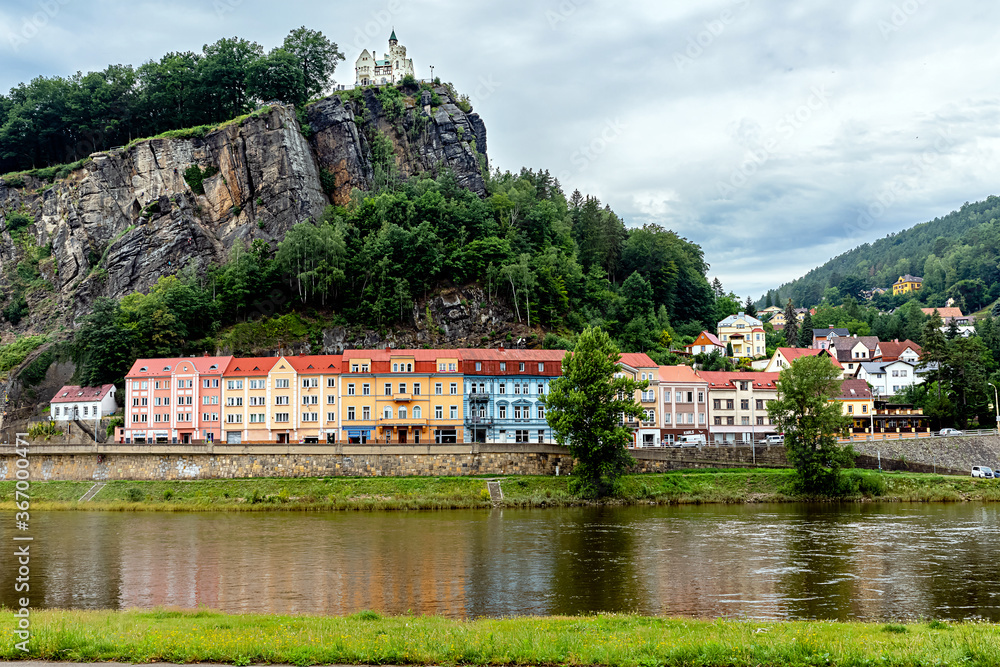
811, 326, 850, 350
892, 274, 922, 296
685, 331, 726, 356
716, 312, 765, 358
50, 384, 117, 421
762, 348, 844, 376
355, 31, 415, 86
874, 340, 921, 363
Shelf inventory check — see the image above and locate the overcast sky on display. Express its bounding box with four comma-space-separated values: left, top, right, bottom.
3, 0, 999, 298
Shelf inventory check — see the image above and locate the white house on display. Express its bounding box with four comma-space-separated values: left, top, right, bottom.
717, 312, 765, 358
856, 361, 923, 397
355, 31, 415, 86
50, 384, 117, 421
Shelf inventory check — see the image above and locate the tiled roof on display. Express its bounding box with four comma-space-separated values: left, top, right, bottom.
775, 347, 844, 368
691, 331, 722, 346
699, 371, 781, 388
287, 355, 343, 373
835, 378, 872, 400
813, 328, 849, 338
877, 340, 921, 360
224, 357, 280, 376
657, 365, 705, 383
618, 352, 659, 369
126, 358, 184, 377
457, 349, 567, 361
718, 312, 763, 327
921, 307, 964, 319
51, 384, 114, 403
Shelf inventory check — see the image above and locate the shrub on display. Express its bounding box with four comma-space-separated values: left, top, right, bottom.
125, 487, 144, 502
320, 169, 337, 198
2, 296, 29, 325
456, 94, 473, 113
400, 73, 416, 87
183, 165, 219, 195
27, 421, 63, 440
5, 211, 32, 232
105, 415, 124, 438
3, 174, 26, 188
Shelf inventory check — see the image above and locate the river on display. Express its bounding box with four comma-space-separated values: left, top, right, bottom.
2, 503, 998, 621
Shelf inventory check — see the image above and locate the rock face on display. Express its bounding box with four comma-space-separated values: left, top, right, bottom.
0, 85, 489, 331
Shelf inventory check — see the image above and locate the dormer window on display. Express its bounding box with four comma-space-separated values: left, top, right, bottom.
139, 367, 147, 372
163, 366, 170, 371
210, 364, 218, 370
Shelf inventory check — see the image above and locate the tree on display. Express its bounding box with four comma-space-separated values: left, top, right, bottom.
743, 295, 757, 318
282, 27, 345, 99
246, 49, 306, 106
783, 299, 799, 348
945, 317, 961, 340
765, 291, 774, 309
711, 277, 724, 298
72, 298, 136, 387
768, 355, 854, 493
799, 310, 814, 348
541, 326, 645, 497
920, 309, 948, 400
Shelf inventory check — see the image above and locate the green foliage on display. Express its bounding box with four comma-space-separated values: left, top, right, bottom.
541, 326, 645, 497
376, 85, 405, 122
106, 416, 125, 438
183, 165, 219, 195
2, 295, 29, 325
18, 347, 56, 387
26, 420, 62, 440
125, 487, 145, 502
768, 354, 854, 494
4, 211, 32, 231
0, 335, 47, 374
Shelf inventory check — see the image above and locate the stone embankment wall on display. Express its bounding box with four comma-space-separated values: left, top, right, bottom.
852, 436, 999, 475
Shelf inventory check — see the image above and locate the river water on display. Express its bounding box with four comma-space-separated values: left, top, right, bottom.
2, 503, 999, 621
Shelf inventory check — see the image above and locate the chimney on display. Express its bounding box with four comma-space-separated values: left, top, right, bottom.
385, 346, 390, 353
829, 325, 834, 329
203, 351, 209, 357
499, 344, 505, 352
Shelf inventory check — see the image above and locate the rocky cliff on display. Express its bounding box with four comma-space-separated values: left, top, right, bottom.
0, 83, 489, 333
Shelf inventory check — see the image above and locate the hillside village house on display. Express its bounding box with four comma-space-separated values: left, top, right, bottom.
615, 353, 660, 447
657, 365, 708, 446
685, 331, 725, 356
700, 371, 780, 444
874, 340, 921, 363
717, 312, 765, 358
892, 274, 923, 296
833, 378, 874, 424
829, 335, 880, 374
50, 384, 117, 421
762, 347, 844, 376
355, 31, 415, 86
812, 327, 850, 349
758, 306, 782, 319
855, 360, 927, 397
769, 307, 812, 327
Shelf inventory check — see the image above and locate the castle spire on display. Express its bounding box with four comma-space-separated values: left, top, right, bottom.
389, 28, 398, 43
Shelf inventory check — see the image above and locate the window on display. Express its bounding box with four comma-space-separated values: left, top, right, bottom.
203, 412, 210, 422
413, 384, 420, 395
699, 412, 706, 424
393, 363, 398, 372
475, 362, 482, 371
664, 413, 671, 424
247, 379, 260, 390
714, 416, 721, 425
352, 365, 359, 373
519, 362, 525, 372
643, 409, 655, 424
275, 396, 289, 405
862, 405, 868, 414
537, 406, 545, 419
155, 397, 162, 406
413, 406, 422, 419
164, 397, 170, 406
250, 413, 266, 423
514, 405, 522, 419
741, 416, 749, 425
203, 379, 212, 388
675, 392, 683, 402
141, 381, 148, 389
275, 379, 289, 388
901, 370, 908, 377
348, 407, 356, 420
327, 412, 336, 422
450, 383, 458, 395
226, 414, 243, 423
275, 413, 289, 423
499, 383, 506, 394
741, 399, 749, 410
384, 383, 392, 396
450, 405, 458, 419
327, 378, 336, 388
740, 381, 750, 391
227, 380, 244, 390
727, 417, 734, 425
326, 395, 335, 405
848, 405, 854, 414
538, 383, 544, 395
213, 379, 219, 388
362, 407, 370, 420
202, 396, 210, 405
449, 363, 456, 371
250, 396, 266, 406
348, 383, 355, 395
435, 383, 443, 395
399, 383, 406, 394
757, 416, 765, 425
514, 383, 521, 395
438, 363, 446, 371
713, 399, 721, 409
133, 398, 140, 406
698, 392, 705, 403
756, 399, 764, 410
154, 381, 161, 390
303, 378, 318, 388
498, 405, 507, 419
226, 397, 243, 406
538, 430, 545, 443
83, 406, 89, 417
538, 362, 544, 372
399, 406, 407, 419
435, 405, 443, 419
726, 399, 734, 410
302, 413, 318, 422
362, 383, 370, 396
383, 406, 392, 419
141, 398, 148, 406
500, 362, 506, 371
515, 429, 529, 443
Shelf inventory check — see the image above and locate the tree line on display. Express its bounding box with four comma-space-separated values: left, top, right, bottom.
72, 168, 717, 388
0, 28, 343, 174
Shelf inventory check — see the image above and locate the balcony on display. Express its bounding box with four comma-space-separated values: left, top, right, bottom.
393, 393, 412, 402
465, 416, 495, 425
469, 392, 489, 402
377, 417, 428, 426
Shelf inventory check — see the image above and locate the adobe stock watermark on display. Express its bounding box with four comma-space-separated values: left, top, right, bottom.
214, 0, 243, 19
12, 433, 33, 652
878, 0, 929, 39
546, 0, 586, 29
351, 0, 407, 52
716, 84, 832, 196
848, 128, 957, 241
557, 117, 627, 184
674, 0, 752, 71
8, 0, 73, 52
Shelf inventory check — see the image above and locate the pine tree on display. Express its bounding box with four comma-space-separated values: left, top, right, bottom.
945, 317, 961, 340
800, 311, 814, 348
920, 309, 948, 400
783, 299, 799, 348
765, 291, 774, 308
712, 277, 724, 298
744, 296, 757, 318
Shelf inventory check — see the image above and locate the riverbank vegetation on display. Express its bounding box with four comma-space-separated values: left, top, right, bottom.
2, 469, 998, 512
2, 608, 999, 666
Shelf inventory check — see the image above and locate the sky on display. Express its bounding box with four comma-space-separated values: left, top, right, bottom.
3, 0, 1000, 298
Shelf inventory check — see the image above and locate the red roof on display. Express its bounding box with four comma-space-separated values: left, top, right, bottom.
775, 347, 844, 369
921, 308, 963, 319
835, 378, 873, 400
286, 354, 343, 373
170, 356, 233, 375
126, 357, 185, 378
876, 340, 921, 361
657, 365, 705, 383
689, 331, 722, 347
457, 348, 566, 361
51, 384, 115, 403
224, 357, 280, 376
618, 352, 658, 369
699, 371, 781, 388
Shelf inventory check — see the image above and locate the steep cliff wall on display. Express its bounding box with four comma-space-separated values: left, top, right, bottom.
0, 84, 489, 334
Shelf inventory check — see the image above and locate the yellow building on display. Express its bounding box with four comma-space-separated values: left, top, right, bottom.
341, 354, 376, 443
834, 378, 874, 427
892, 274, 922, 296
717, 312, 766, 358
221, 357, 279, 444
289, 355, 342, 443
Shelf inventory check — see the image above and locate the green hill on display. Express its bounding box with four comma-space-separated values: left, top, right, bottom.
768, 195, 1000, 312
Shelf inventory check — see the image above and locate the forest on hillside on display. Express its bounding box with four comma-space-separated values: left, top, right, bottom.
763, 196, 1000, 313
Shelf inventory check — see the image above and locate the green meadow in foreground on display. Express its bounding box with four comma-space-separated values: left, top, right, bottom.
1, 608, 998, 666
2, 469, 999, 512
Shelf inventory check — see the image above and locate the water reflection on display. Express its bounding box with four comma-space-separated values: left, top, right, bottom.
1, 503, 998, 620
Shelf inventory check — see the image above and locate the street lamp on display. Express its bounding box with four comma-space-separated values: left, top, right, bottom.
989, 382, 999, 433
429, 65, 434, 82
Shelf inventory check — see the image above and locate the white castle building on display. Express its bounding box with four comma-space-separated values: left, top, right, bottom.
355, 30, 415, 86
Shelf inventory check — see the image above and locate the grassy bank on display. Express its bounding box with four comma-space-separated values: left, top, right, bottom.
1, 469, 998, 512
1, 608, 998, 666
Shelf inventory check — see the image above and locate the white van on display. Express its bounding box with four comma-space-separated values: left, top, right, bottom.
676, 434, 706, 447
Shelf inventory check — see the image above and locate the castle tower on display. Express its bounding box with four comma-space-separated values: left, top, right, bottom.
355, 31, 415, 86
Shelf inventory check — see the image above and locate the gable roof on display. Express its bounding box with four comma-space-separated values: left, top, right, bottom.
224, 357, 280, 376
718, 312, 763, 327
286, 355, 343, 373
51, 384, 115, 403
690, 331, 722, 347
877, 340, 921, 360
813, 328, 849, 338
921, 307, 964, 319
699, 371, 781, 389
775, 347, 844, 368
618, 352, 659, 370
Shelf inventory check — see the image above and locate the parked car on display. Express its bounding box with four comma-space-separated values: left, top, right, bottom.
971, 466, 994, 478
764, 434, 784, 444
938, 428, 964, 436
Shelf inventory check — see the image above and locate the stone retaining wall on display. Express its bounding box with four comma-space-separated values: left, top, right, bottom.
852, 436, 1000, 475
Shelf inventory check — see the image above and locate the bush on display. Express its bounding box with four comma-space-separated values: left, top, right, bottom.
320, 169, 337, 198
27, 421, 63, 440
5, 211, 32, 232
2, 174, 26, 188
183, 165, 219, 195
125, 487, 144, 502
2, 296, 29, 325
106, 415, 124, 438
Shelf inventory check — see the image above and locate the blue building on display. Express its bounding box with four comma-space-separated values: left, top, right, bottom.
461, 348, 565, 444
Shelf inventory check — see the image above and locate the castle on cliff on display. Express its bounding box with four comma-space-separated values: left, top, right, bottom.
355, 30, 415, 86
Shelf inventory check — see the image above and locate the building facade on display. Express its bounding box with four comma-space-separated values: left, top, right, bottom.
717, 312, 765, 358
50, 384, 117, 422
657, 365, 708, 445
892, 274, 923, 296
701, 371, 780, 443
355, 31, 415, 86
617, 353, 660, 446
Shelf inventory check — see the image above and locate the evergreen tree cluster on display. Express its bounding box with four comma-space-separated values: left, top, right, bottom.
0, 28, 343, 174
